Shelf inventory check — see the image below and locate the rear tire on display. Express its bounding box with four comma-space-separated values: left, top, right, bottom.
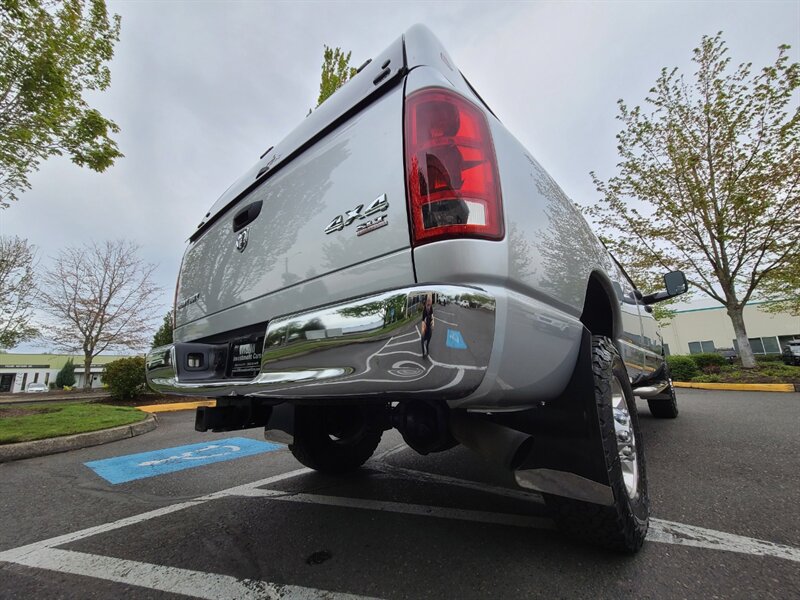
544, 335, 649, 553
289, 405, 382, 473
647, 378, 679, 419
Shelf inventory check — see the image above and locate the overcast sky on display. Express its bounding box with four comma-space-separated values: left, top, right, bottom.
2, 0, 798, 353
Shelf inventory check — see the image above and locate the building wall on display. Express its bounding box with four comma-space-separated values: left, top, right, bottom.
0, 354, 131, 393
661, 302, 800, 356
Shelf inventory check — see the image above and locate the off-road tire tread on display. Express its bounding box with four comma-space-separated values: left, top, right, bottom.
289, 407, 382, 473
544, 335, 649, 553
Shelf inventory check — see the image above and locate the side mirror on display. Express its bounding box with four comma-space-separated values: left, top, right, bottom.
642, 270, 688, 305
663, 270, 688, 297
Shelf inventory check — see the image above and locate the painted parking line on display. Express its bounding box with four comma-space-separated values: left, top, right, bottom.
3, 548, 375, 600
85, 438, 282, 484
0, 468, 377, 600
434, 316, 458, 327
240, 488, 556, 530
2, 461, 799, 600
23, 458, 800, 565
383, 463, 800, 564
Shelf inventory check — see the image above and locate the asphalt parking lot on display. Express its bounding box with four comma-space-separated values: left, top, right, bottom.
1, 389, 798, 599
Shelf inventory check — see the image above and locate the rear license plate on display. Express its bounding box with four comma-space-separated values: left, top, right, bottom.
230, 339, 263, 378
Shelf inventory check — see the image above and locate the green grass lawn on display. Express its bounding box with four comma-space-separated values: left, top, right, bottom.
0, 402, 147, 444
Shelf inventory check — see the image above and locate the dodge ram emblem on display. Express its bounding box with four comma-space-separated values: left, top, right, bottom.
235, 228, 249, 252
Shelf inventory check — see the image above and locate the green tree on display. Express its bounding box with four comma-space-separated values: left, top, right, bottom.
55, 358, 76, 388
152, 310, 173, 347
589, 33, 799, 368
102, 356, 145, 400
759, 260, 799, 316
0, 236, 38, 347
315, 45, 357, 108
0, 0, 123, 207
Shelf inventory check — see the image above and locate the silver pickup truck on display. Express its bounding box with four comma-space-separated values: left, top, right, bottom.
146, 25, 687, 553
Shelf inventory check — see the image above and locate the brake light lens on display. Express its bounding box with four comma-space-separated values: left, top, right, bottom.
405, 88, 503, 245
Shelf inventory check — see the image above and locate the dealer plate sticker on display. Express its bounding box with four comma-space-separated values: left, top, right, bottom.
85, 437, 282, 484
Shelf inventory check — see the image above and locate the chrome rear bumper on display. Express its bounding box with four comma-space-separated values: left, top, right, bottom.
146, 285, 495, 400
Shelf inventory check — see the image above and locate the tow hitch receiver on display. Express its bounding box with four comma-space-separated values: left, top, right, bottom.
195, 400, 272, 432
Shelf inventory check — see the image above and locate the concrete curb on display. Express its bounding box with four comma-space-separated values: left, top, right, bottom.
674, 382, 797, 393
0, 392, 111, 405
0, 414, 158, 463
136, 400, 216, 413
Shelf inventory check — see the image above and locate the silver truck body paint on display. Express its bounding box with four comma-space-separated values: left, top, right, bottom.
159, 24, 666, 407
175, 85, 412, 341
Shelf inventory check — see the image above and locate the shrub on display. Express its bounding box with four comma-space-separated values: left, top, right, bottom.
692, 373, 722, 383
702, 364, 721, 375
691, 352, 728, 370
103, 356, 146, 400
755, 354, 782, 363
55, 359, 76, 388
667, 355, 699, 381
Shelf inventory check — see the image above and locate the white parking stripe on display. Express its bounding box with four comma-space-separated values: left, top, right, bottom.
384, 338, 420, 347
433, 317, 458, 327
391, 331, 421, 339
240, 488, 800, 564
0, 468, 311, 559
0, 499, 208, 559
375, 462, 546, 504
385, 331, 420, 343
1, 456, 798, 600
238, 488, 555, 530
648, 519, 800, 563
374, 463, 800, 563
427, 357, 487, 371
5, 547, 376, 600
205, 467, 313, 500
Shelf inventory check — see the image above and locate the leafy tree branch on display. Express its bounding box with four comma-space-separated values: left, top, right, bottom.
587, 33, 799, 368
0, 0, 122, 207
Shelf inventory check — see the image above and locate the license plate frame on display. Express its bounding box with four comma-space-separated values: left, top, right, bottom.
229, 338, 263, 378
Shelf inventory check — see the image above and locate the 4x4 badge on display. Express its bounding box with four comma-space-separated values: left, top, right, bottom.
325, 194, 389, 235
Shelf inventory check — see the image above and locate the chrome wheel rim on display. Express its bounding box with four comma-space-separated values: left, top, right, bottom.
612, 377, 638, 498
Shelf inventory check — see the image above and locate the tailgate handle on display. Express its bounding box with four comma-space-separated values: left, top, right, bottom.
232, 201, 262, 232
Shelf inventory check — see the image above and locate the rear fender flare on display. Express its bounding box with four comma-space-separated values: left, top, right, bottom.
580, 270, 623, 345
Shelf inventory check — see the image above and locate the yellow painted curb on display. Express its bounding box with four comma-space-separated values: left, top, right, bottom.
673, 382, 796, 392
137, 400, 216, 413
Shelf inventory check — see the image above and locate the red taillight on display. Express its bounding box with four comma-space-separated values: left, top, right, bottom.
404, 88, 503, 245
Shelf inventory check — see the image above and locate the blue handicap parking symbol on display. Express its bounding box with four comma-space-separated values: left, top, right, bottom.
85, 437, 282, 484
446, 328, 468, 350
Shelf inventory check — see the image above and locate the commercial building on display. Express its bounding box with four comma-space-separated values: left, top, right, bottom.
660, 301, 800, 356
0, 354, 131, 393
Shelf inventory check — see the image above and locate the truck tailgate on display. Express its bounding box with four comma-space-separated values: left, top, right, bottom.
176, 84, 412, 334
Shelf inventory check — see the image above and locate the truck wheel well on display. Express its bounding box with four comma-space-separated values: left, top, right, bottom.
580, 275, 615, 339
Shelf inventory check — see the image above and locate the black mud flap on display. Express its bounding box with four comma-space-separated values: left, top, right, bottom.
489, 327, 612, 502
